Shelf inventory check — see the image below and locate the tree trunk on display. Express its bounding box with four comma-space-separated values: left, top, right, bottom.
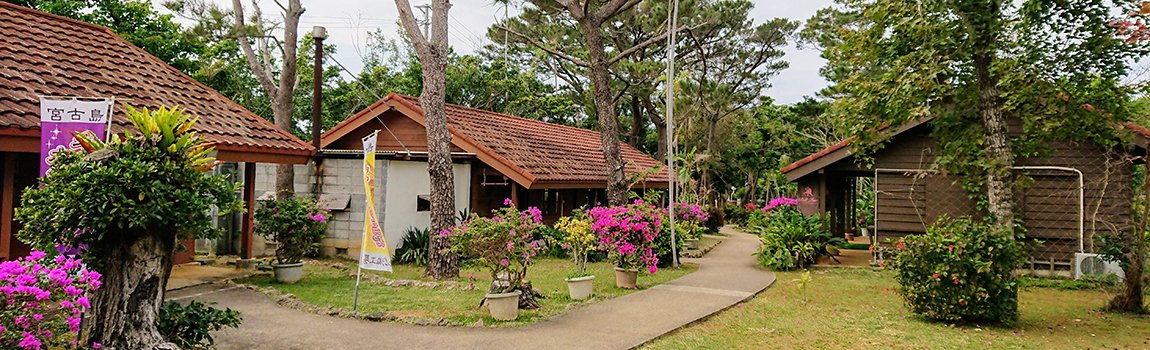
87, 232, 176, 349
648, 102, 667, 160
273, 100, 295, 198
628, 95, 645, 147
395, 0, 459, 280
1110, 161, 1148, 312
960, 1, 1016, 233
579, 21, 628, 206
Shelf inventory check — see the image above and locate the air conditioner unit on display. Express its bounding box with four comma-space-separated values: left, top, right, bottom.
1074, 253, 1125, 281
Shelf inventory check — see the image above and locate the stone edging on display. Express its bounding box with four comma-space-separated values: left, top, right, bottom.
681, 238, 723, 258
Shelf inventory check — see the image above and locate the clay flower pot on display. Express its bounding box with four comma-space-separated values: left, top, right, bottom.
614, 267, 639, 289
564, 275, 595, 300
486, 290, 522, 321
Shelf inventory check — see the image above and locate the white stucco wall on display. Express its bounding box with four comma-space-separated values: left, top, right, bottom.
383, 160, 471, 255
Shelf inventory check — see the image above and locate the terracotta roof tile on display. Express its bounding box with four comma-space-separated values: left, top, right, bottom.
0, 2, 312, 159
390, 94, 667, 185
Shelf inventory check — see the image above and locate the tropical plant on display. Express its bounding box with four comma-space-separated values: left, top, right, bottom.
395, 226, 430, 266
16, 105, 241, 349
892, 216, 1027, 324
445, 202, 545, 295
253, 195, 329, 265
555, 209, 596, 277
0, 251, 102, 350
589, 200, 663, 273
157, 300, 242, 349
754, 202, 844, 271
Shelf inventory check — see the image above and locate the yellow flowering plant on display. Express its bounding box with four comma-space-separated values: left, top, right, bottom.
555, 209, 596, 278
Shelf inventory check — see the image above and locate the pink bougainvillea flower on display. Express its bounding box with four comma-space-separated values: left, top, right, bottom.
500, 259, 509, 266
503, 198, 513, 206
932, 273, 940, 280
896, 242, 905, 249
308, 213, 326, 222
948, 244, 954, 252
953, 278, 961, 285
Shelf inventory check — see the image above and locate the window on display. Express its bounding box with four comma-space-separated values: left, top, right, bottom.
417, 194, 431, 212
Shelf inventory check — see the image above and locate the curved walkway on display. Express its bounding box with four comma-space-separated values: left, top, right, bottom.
167, 226, 774, 349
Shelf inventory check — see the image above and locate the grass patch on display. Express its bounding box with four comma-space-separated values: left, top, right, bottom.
237, 257, 695, 327
643, 268, 1150, 349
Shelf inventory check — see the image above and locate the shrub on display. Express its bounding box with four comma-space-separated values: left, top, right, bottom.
537, 226, 569, 259
892, 216, 1027, 324
0, 251, 102, 350
395, 227, 430, 266
723, 204, 752, 226
589, 200, 662, 273
157, 300, 241, 349
555, 209, 596, 277
445, 203, 545, 294
703, 205, 724, 233
254, 196, 329, 264
754, 205, 844, 271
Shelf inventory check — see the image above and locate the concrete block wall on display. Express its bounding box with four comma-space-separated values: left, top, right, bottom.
249, 159, 386, 259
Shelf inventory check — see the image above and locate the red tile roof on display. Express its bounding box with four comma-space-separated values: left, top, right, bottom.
778, 137, 853, 174
324, 93, 668, 188
0, 2, 313, 162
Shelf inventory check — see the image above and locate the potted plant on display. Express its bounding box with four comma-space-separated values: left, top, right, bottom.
445, 200, 544, 321
589, 200, 662, 289
671, 202, 709, 250
555, 209, 596, 300
254, 194, 329, 283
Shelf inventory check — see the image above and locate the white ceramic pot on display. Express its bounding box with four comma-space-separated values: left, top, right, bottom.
272, 262, 305, 284
686, 238, 700, 250
564, 275, 595, 300
614, 267, 639, 289
486, 290, 522, 321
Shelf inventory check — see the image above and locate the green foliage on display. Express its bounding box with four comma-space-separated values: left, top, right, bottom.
16, 105, 241, 259
555, 209, 595, 276
753, 207, 844, 271
158, 300, 242, 349
446, 206, 545, 293
395, 226, 430, 266
253, 196, 329, 264
892, 217, 1027, 324
723, 204, 752, 227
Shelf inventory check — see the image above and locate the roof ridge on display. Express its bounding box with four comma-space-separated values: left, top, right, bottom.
394, 93, 606, 138
0, 1, 116, 34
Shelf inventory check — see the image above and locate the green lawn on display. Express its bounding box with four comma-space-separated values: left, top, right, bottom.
644, 268, 1150, 349
237, 257, 695, 326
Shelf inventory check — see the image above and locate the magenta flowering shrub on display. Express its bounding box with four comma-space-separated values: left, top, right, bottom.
445, 202, 545, 294
254, 195, 330, 264
589, 200, 662, 273
0, 251, 102, 350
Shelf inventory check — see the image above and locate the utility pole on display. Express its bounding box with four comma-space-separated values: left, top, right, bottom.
665, 0, 680, 268
311, 25, 327, 195
415, 4, 431, 38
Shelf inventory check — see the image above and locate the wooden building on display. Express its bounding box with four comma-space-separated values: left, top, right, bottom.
317, 93, 667, 256
781, 118, 1149, 270
0, 2, 314, 262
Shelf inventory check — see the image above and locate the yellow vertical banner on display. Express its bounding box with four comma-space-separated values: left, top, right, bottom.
359, 130, 392, 272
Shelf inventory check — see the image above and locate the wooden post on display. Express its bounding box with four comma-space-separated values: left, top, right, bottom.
510, 183, 519, 208
0, 153, 14, 260
241, 162, 256, 259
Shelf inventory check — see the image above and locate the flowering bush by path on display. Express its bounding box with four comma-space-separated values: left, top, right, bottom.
589, 200, 662, 273
445, 202, 545, 294
892, 216, 1026, 324
0, 251, 102, 350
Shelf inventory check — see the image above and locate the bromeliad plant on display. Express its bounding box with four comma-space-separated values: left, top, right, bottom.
445, 202, 545, 294
555, 209, 595, 278
254, 195, 329, 265
589, 200, 663, 274
0, 251, 102, 350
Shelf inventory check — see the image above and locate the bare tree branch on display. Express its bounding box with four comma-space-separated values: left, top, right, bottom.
607, 23, 704, 67
231, 0, 277, 95
394, 0, 429, 54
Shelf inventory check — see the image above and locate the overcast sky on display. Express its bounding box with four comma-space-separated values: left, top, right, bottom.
161, 0, 834, 104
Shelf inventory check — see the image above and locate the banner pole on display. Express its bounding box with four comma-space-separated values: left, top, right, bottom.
353, 235, 366, 312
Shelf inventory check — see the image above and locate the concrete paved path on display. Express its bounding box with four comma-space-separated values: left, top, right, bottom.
167, 226, 774, 350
